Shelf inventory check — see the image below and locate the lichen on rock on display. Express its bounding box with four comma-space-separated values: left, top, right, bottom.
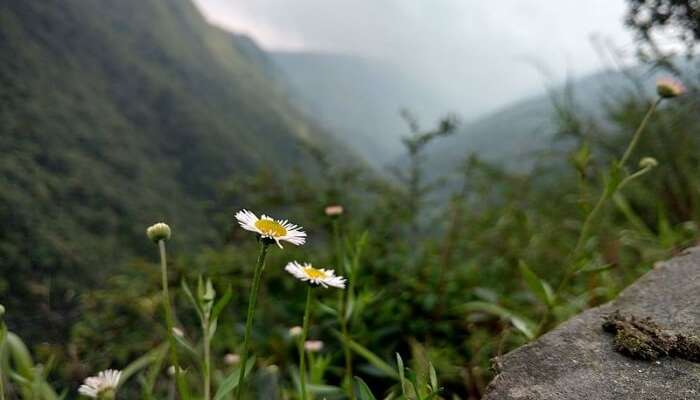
602, 310, 700, 362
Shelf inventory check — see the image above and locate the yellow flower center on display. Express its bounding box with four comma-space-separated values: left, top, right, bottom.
255, 219, 287, 237
304, 267, 327, 279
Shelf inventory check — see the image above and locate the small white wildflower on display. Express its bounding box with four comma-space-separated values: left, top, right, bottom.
78, 369, 121, 398
284, 261, 346, 289
656, 77, 685, 98
289, 326, 303, 337
235, 209, 306, 248
172, 327, 184, 337
146, 222, 171, 243
224, 353, 240, 365
304, 340, 324, 352
324, 205, 344, 216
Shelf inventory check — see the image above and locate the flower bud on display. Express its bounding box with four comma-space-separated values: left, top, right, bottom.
656, 78, 685, 99
224, 353, 240, 365
146, 222, 171, 243
324, 205, 344, 217
289, 326, 302, 337
304, 340, 324, 352
167, 365, 185, 376
0, 304, 5, 317
639, 157, 658, 169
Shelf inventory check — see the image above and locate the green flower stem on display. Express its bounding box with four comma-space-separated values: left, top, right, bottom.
535, 99, 662, 337
332, 219, 355, 400
203, 316, 211, 400
617, 166, 654, 192
0, 325, 5, 400
298, 286, 313, 400
339, 311, 354, 400
98, 389, 116, 400
235, 242, 270, 400
158, 240, 185, 397
619, 98, 661, 168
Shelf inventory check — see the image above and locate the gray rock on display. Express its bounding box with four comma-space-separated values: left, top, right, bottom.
483, 247, 700, 400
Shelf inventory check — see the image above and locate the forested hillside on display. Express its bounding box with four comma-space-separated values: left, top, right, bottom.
0, 0, 342, 339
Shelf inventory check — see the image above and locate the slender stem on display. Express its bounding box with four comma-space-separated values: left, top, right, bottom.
340, 318, 354, 400
332, 220, 355, 400
0, 326, 5, 400
235, 242, 270, 400
299, 286, 313, 400
203, 317, 211, 400
536, 100, 661, 336
617, 166, 653, 192
159, 241, 184, 396
619, 98, 661, 168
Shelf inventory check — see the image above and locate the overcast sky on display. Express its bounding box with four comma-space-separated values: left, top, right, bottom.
193, 0, 634, 118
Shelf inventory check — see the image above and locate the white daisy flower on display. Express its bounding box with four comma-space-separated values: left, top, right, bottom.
284, 261, 346, 289
235, 209, 306, 248
78, 369, 121, 398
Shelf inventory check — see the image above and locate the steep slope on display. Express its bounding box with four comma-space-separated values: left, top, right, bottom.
0, 0, 341, 337
271, 52, 453, 165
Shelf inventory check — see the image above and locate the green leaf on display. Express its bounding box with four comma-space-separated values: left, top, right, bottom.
354, 377, 377, 400
307, 383, 343, 394
509, 317, 535, 340
211, 285, 233, 325
213, 356, 255, 400
428, 362, 438, 392
317, 301, 339, 317
576, 263, 614, 275
172, 331, 200, 362
461, 301, 536, 340
519, 260, 554, 306
120, 343, 169, 387
337, 335, 398, 379
396, 353, 407, 397
181, 279, 204, 322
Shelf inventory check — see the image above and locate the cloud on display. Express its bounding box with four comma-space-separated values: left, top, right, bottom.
193, 0, 632, 118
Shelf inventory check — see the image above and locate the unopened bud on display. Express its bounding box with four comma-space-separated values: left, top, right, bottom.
304, 340, 324, 352
656, 77, 685, 99
167, 365, 185, 376
639, 157, 658, 169
324, 205, 344, 217
289, 326, 302, 337
0, 304, 5, 317
224, 353, 240, 365
147, 222, 171, 243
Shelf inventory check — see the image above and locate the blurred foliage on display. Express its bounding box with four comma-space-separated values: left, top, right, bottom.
0, 0, 345, 344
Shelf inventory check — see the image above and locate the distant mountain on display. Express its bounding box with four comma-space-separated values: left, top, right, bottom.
271, 52, 454, 165
422, 67, 661, 176
0, 0, 343, 337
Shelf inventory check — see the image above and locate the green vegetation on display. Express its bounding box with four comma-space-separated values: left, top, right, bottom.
0, 0, 342, 343
2, 0, 700, 399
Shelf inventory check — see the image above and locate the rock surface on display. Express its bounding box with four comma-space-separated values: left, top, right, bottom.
483, 247, 700, 400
